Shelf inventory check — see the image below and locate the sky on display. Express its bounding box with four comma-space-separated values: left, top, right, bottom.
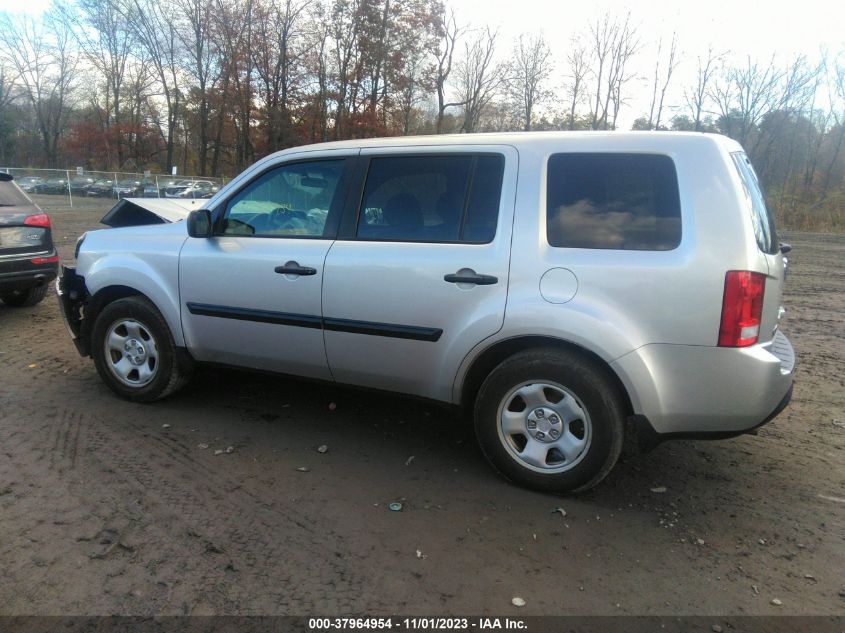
1, 0, 843, 128
452, 0, 845, 127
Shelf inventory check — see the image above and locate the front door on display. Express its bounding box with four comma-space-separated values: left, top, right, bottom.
179, 154, 352, 379
321, 146, 517, 402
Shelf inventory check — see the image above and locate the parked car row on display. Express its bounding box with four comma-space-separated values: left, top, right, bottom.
11, 175, 221, 199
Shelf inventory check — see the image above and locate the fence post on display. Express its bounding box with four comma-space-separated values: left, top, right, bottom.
66, 170, 73, 208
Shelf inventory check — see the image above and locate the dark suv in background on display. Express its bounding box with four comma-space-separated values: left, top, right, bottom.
0, 173, 58, 306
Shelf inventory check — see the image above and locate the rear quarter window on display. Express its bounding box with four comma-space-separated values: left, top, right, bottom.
731, 152, 778, 254
546, 153, 681, 250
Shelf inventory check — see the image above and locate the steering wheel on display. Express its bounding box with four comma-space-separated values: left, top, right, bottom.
269, 207, 298, 231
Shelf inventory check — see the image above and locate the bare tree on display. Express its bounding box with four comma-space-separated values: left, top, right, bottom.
605, 15, 639, 130
252, 0, 310, 152
647, 32, 679, 130
0, 64, 18, 163
329, 0, 362, 139
710, 55, 783, 148
432, 6, 464, 133
820, 56, 845, 198
173, 0, 223, 174
123, 0, 184, 172
684, 45, 723, 132
456, 27, 500, 133
305, 3, 331, 143
0, 11, 78, 167
587, 13, 638, 130
508, 33, 552, 131
563, 37, 589, 130
61, 0, 134, 167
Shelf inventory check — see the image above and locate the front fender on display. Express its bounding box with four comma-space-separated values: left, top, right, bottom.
77, 228, 186, 347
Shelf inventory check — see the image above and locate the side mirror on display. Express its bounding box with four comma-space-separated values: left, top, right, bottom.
187, 209, 212, 238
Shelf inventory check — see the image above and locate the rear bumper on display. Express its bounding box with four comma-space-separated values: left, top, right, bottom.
56, 265, 89, 355
630, 384, 793, 451
612, 332, 795, 437
0, 252, 58, 291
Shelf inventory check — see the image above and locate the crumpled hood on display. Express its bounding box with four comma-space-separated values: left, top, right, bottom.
100, 197, 206, 227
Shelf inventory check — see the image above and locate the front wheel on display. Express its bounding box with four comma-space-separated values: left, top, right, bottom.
474, 348, 626, 493
91, 296, 193, 402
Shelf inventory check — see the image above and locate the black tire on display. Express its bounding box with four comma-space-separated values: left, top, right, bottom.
474, 348, 626, 493
91, 296, 193, 402
1, 284, 49, 307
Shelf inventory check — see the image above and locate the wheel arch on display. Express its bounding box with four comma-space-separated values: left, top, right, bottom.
458, 336, 634, 417
81, 285, 172, 355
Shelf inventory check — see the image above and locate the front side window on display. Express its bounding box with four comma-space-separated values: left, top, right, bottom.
356, 154, 504, 243
731, 152, 777, 254
547, 153, 682, 250
221, 159, 345, 237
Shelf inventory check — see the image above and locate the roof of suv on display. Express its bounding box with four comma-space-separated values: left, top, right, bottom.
266, 131, 744, 157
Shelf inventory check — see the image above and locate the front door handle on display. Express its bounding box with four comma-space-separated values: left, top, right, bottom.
275, 261, 317, 276
444, 271, 498, 285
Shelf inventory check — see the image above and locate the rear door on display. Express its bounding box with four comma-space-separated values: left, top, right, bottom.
321, 145, 517, 402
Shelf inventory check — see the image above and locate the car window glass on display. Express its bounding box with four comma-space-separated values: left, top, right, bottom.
731, 152, 777, 254
357, 154, 503, 243
222, 160, 345, 237
0, 179, 33, 206
547, 153, 681, 250
462, 155, 504, 243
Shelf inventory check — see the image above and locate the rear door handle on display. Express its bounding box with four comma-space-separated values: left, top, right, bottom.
275, 261, 317, 276
444, 271, 498, 285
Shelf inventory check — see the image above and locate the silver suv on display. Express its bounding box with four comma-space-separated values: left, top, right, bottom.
58, 132, 795, 492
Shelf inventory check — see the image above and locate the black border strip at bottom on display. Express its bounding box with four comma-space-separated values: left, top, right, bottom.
0, 616, 842, 633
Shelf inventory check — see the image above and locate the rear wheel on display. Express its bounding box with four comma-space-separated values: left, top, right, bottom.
0, 284, 49, 307
91, 296, 193, 402
474, 348, 625, 493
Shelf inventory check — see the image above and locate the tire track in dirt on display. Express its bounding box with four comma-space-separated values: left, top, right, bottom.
0, 395, 378, 614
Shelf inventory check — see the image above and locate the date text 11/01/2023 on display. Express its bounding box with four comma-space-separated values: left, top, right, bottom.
308, 618, 527, 630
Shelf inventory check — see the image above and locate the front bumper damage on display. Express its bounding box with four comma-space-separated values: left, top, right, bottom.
56, 265, 89, 355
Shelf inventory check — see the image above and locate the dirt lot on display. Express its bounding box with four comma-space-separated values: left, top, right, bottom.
1, 198, 843, 617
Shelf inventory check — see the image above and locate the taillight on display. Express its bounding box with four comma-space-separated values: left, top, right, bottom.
23, 213, 51, 228
31, 255, 59, 265
718, 271, 766, 347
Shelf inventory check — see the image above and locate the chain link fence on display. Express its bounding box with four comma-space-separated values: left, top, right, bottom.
0, 167, 231, 211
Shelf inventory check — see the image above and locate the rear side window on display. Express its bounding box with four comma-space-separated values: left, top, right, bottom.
731, 152, 777, 254
547, 153, 681, 250
356, 154, 503, 243
0, 178, 34, 207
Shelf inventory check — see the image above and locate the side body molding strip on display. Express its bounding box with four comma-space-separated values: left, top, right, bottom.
186, 302, 443, 342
